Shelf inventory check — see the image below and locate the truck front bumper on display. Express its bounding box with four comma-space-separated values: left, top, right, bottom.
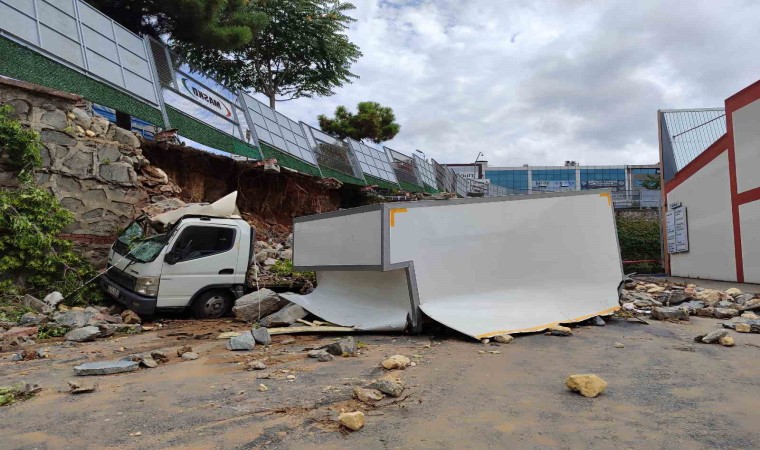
99, 275, 157, 316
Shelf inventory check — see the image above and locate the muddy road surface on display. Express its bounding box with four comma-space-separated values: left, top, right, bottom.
1, 317, 759, 449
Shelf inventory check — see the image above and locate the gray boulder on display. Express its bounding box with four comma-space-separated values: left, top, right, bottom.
370, 378, 404, 397
74, 360, 139, 376
70, 107, 92, 130
701, 329, 728, 344
54, 310, 94, 328
22, 294, 50, 313
18, 313, 46, 326
667, 292, 691, 305
650, 306, 689, 321
251, 327, 271, 345
324, 337, 357, 356
259, 304, 307, 328
680, 300, 706, 314
713, 308, 739, 319
107, 124, 140, 148
232, 289, 288, 322
735, 294, 755, 305
227, 332, 255, 351
65, 326, 101, 342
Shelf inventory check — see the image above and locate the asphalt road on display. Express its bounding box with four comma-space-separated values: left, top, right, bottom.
1, 316, 759, 449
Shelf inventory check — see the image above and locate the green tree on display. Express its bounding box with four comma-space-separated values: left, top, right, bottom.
640, 174, 661, 190
89, 0, 268, 51
177, 0, 362, 109
318, 102, 400, 143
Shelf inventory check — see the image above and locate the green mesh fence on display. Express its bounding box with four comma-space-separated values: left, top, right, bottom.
259, 142, 322, 177
399, 180, 425, 193
319, 166, 366, 186
166, 107, 260, 159
365, 175, 401, 191
423, 183, 439, 194
0, 37, 164, 126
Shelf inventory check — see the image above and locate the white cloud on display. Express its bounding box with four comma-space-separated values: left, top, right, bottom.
263, 0, 760, 167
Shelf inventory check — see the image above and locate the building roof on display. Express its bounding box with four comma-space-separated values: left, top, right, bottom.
659, 108, 726, 181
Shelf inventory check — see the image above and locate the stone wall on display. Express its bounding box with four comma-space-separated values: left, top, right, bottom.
0, 78, 181, 266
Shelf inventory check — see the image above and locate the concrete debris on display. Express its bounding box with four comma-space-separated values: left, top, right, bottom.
74, 360, 139, 376
324, 337, 357, 356
18, 313, 46, 326
246, 360, 267, 370
735, 294, 755, 305
177, 346, 193, 357
614, 342, 625, 348
140, 355, 158, 368
308, 349, 334, 362
725, 288, 742, 297
492, 334, 514, 344
700, 329, 728, 344
43, 291, 64, 308
339, 411, 366, 431
546, 325, 572, 336
251, 327, 272, 345
121, 310, 141, 325
232, 289, 288, 322
353, 387, 384, 403
260, 304, 307, 328
23, 294, 50, 313
735, 323, 752, 333
592, 316, 606, 326
54, 311, 93, 328
227, 332, 256, 351
713, 308, 739, 319
64, 326, 100, 342
650, 306, 689, 321
566, 374, 607, 398
11, 353, 23, 362
68, 380, 97, 394
181, 352, 199, 361
370, 376, 404, 397
741, 298, 760, 311
741, 312, 759, 319
150, 350, 168, 363
719, 336, 735, 347
381, 355, 411, 370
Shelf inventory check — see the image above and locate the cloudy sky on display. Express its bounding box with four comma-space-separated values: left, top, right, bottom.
261, 0, 760, 167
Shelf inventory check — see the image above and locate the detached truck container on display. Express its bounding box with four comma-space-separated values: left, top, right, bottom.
99, 192, 253, 318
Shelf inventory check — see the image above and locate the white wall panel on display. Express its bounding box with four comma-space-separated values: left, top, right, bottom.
739, 200, 760, 283
668, 151, 736, 281
293, 210, 382, 267
732, 98, 760, 193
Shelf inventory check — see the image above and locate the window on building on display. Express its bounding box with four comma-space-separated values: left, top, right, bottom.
485, 170, 528, 192
580, 167, 626, 191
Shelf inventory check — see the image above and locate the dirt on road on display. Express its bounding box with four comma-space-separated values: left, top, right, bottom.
1, 316, 760, 449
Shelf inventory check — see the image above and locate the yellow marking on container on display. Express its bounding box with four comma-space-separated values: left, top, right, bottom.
599, 192, 612, 207
390, 208, 408, 227
475, 305, 621, 338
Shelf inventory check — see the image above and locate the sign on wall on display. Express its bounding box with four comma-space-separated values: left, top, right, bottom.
666, 204, 689, 254
532, 180, 576, 192
177, 75, 234, 119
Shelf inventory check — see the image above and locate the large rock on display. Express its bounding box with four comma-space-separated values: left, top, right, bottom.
701, 329, 728, 344
680, 300, 705, 314
381, 355, 411, 370
107, 124, 140, 148
735, 294, 755, 305
65, 326, 101, 342
280, 249, 293, 261
43, 291, 64, 308
227, 332, 256, 351
339, 411, 365, 431
232, 289, 288, 322
74, 360, 139, 376
546, 325, 572, 336
650, 306, 689, 321
70, 107, 92, 130
259, 304, 307, 327
719, 336, 735, 347
354, 387, 384, 403
324, 337, 357, 356
493, 334, 514, 344
251, 327, 271, 345
741, 298, 760, 311
121, 310, 141, 324
53, 310, 93, 328
713, 308, 739, 319
667, 292, 691, 305
370, 376, 404, 397
22, 295, 50, 313
18, 313, 46, 326
735, 323, 751, 333
566, 374, 608, 398
725, 288, 742, 297
99, 162, 134, 184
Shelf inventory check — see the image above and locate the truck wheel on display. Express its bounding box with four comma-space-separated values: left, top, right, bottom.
191, 290, 233, 319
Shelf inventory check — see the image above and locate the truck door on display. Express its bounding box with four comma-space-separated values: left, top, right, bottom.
157, 223, 240, 308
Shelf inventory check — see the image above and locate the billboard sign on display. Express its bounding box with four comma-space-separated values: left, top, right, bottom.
177, 75, 233, 119
666, 206, 689, 254
581, 180, 626, 191
531, 180, 576, 192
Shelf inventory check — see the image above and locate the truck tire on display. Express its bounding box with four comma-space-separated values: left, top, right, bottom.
191, 290, 233, 319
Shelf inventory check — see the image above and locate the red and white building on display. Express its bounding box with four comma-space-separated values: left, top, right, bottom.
660, 80, 760, 283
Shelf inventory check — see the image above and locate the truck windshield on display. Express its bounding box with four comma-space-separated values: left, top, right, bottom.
114, 218, 169, 263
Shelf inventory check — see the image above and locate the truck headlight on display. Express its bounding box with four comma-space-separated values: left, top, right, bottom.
135, 276, 160, 297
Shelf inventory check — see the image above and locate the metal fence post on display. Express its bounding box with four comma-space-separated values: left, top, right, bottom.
237, 91, 265, 160
142, 35, 171, 129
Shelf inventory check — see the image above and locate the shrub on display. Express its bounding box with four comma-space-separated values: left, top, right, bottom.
616, 216, 663, 274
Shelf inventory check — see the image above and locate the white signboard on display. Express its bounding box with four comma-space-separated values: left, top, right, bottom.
666, 206, 689, 254
177, 75, 234, 119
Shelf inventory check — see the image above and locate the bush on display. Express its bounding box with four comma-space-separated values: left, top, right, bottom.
0, 105, 100, 304
616, 216, 663, 274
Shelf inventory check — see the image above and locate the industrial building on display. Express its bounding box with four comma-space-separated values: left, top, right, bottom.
660, 79, 760, 283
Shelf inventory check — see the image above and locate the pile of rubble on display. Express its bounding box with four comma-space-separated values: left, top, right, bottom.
0, 290, 143, 358
620, 279, 760, 332
245, 234, 315, 293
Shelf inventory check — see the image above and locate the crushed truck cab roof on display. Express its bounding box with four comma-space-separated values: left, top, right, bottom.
282, 190, 624, 339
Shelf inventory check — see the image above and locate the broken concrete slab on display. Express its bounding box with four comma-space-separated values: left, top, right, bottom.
64, 326, 100, 342
260, 304, 307, 328
74, 360, 139, 376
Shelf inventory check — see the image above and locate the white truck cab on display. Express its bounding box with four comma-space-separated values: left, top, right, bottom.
99, 193, 253, 318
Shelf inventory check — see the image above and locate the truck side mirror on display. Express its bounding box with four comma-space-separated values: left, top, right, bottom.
164, 251, 180, 265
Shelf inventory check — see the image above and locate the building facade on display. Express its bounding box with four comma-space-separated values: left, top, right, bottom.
661, 79, 760, 283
